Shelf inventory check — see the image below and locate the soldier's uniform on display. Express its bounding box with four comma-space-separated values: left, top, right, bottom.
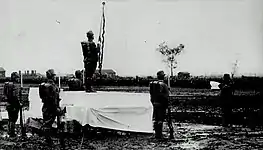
149, 71, 169, 139
219, 74, 234, 127
3, 82, 20, 137
81, 30, 100, 92
39, 69, 61, 144
3, 72, 20, 137
68, 70, 84, 91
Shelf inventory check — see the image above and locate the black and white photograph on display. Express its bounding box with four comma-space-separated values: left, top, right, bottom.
0, 0, 263, 149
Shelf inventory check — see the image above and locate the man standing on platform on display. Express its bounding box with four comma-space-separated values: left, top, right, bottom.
39, 69, 61, 145
81, 30, 100, 92
219, 73, 234, 127
149, 70, 170, 139
3, 72, 21, 137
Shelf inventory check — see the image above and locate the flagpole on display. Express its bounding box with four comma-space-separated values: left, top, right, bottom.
20, 70, 23, 87
98, 1, 106, 76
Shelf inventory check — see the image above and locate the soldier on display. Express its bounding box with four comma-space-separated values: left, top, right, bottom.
219, 73, 234, 127
39, 69, 61, 145
67, 70, 84, 91
3, 72, 21, 137
149, 70, 169, 139
81, 30, 100, 92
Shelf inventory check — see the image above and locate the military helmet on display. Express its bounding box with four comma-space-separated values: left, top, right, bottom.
223, 74, 230, 80
46, 69, 56, 79
11, 72, 20, 82
157, 70, 165, 77
223, 73, 231, 83
86, 30, 94, 38
75, 70, 82, 78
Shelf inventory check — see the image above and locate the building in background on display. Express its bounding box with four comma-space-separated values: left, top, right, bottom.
19, 70, 44, 79
95, 69, 117, 78
0, 67, 6, 78
177, 72, 191, 80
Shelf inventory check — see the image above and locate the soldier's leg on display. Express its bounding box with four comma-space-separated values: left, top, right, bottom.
7, 108, 19, 137
222, 105, 231, 127
154, 106, 165, 139
84, 64, 89, 91
42, 108, 56, 145
85, 62, 97, 92
152, 106, 157, 136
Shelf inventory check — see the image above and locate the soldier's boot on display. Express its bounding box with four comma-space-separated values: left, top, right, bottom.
43, 129, 53, 146
151, 122, 158, 139
85, 78, 96, 93
155, 122, 163, 139
8, 122, 16, 137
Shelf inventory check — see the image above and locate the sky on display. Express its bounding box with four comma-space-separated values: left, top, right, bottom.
0, 0, 262, 77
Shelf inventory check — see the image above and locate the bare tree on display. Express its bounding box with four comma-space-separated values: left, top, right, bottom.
156, 41, 185, 77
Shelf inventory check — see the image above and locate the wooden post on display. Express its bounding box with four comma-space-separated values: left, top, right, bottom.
58, 75, 61, 89
168, 75, 171, 89
19, 70, 26, 137
82, 69, 85, 84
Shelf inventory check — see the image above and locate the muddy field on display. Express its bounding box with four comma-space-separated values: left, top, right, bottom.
0, 86, 262, 149
1, 123, 263, 150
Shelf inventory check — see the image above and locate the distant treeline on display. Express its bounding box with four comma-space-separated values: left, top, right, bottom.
0, 76, 262, 90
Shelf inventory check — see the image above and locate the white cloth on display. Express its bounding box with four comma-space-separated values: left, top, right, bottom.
1, 88, 154, 133
210, 81, 220, 90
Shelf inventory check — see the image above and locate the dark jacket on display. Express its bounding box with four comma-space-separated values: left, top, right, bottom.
3, 82, 20, 109
149, 80, 169, 107
39, 79, 60, 108
81, 41, 99, 63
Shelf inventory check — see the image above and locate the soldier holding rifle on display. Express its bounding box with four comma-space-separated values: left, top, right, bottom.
219, 73, 234, 127
81, 31, 100, 92
39, 69, 65, 148
3, 72, 21, 137
149, 70, 171, 139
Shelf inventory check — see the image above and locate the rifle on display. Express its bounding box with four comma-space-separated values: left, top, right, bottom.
167, 86, 174, 139
56, 88, 66, 149
19, 87, 26, 137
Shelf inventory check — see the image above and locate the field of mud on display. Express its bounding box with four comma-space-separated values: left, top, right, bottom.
1, 123, 263, 150
0, 86, 262, 149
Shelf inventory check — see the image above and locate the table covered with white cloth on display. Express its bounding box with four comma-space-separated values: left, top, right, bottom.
1, 88, 154, 133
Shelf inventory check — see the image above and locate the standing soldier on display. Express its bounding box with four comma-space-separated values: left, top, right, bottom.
3, 72, 21, 137
39, 69, 62, 145
149, 70, 170, 139
67, 70, 84, 91
219, 73, 234, 127
81, 30, 100, 92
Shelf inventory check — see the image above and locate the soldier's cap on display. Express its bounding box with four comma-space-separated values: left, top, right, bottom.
223, 73, 230, 79
11, 72, 20, 80
46, 69, 56, 76
86, 30, 94, 36
157, 70, 165, 77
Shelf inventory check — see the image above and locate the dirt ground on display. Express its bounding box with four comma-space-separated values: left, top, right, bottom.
1, 123, 263, 150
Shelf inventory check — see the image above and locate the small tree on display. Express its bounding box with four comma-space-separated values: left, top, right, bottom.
231, 59, 238, 78
156, 41, 185, 77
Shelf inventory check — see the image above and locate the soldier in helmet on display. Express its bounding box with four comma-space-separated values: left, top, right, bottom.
219, 73, 234, 127
149, 70, 170, 139
39, 69, 61, 145
81, 30, 100, 92
3, 72, 21, 137
67, 70, 84, 91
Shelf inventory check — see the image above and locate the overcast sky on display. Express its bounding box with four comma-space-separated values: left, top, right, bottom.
0, 0, 262, 77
